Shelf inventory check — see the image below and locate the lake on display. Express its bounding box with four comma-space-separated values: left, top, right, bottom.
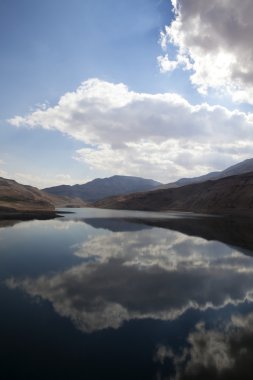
1, 208, 253, 379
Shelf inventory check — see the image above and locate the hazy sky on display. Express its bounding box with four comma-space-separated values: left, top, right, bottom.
1, 0, 253, 187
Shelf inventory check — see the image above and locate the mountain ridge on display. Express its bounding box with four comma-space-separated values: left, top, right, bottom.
161, 158, 253, 189
3, 158, 253, 218
93, 171, 253, 216
0, 177, 87, 218
0, 176, 55, 216
43, 175, 162, 202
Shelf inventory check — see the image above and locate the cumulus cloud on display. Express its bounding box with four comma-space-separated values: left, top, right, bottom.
7, 79, 253, 181
0, 168, 7, 178
0, 159, 7, 178
0, 158, 88, 188
11, 172, 90, 189
159, 0, 253, 104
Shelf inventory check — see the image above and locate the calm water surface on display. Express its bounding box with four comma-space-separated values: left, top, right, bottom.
1, 208, 253, 379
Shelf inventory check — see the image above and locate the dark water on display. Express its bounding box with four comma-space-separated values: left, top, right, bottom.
1, 208, 253, 379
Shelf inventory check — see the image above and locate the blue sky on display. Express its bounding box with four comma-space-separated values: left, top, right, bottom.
1, 0, 253, 187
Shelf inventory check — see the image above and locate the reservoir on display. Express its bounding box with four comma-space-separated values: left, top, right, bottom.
1, 208, 253, 379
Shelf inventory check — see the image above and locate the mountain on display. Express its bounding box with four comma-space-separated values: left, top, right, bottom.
220, 158, 253, 177
46, 194, 88, 208
93, 171, 253, 215
162, 158, 253, 188
43, 175, 162, 202
0, 177, 55, 216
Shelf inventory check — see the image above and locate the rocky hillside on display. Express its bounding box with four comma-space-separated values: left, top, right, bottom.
0, 177, 55, 214
43, 175, 162, 202
93, 172, 253, 215
45, 193, 88, 208
162, 158, 253, 189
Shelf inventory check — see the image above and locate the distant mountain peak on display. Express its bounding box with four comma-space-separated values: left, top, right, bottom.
43, 175, 162, 202
161, 157, 253, 189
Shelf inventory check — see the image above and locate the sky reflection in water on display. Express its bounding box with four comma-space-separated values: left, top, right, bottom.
1, 208, 253, 379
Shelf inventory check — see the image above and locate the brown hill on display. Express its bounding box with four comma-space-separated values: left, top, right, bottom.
44, 193, 88, 208
0, 177, 55, 216
43, 175, 162, 202
93, 172, 253, 215
160, 157, 253, 189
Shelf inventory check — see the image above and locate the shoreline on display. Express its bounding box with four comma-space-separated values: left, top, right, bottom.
1, 206, 253, 222
0, 210, 61, 221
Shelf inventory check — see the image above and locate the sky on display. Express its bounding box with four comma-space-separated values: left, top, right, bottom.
1, 0, 253, 187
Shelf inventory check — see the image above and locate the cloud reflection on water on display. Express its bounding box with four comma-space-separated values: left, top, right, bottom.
154, 311, 253, 380
6, 226, 253, 333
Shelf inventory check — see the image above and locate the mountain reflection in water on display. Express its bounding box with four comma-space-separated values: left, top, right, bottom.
1, 208, 253, 379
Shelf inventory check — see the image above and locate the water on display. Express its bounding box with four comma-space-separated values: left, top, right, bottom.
1, 208, 253, 379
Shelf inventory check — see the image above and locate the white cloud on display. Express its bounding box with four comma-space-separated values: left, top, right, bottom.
8, 79, 253, 181
11, 172, 89, 189
0, 164, 90, 188
0, 160, 7, 178
0, 169, 7, 178
159, 0, 253, 103
157, 54, 179, 72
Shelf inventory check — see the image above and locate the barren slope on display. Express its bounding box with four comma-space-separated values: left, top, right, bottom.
0, 177, 55, 213
94, 172, 253, 215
